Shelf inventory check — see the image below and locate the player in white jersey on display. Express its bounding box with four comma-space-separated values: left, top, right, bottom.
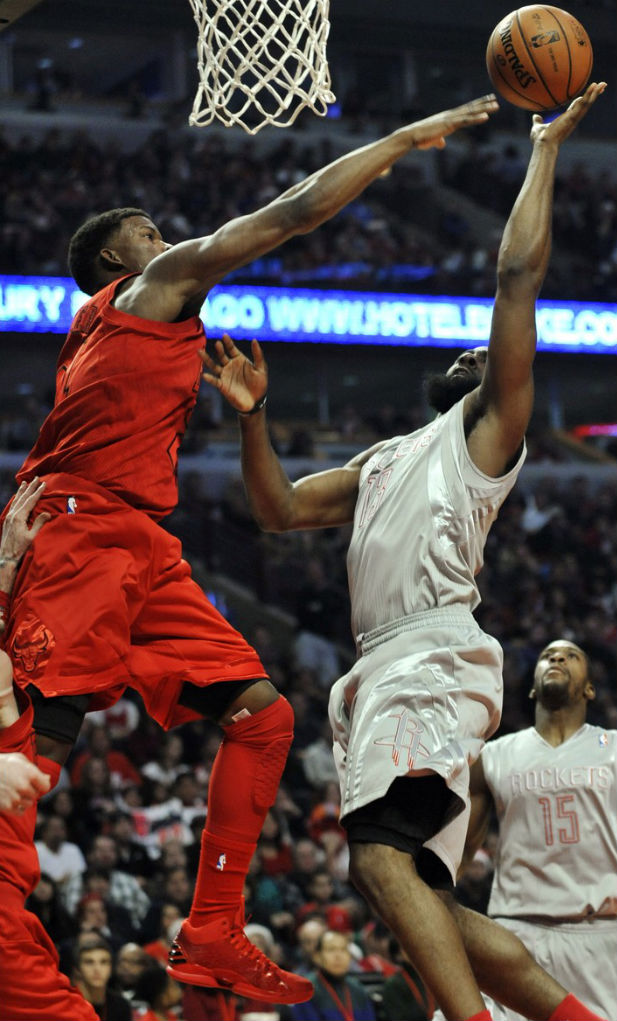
466, 639, 617, 1020
199, 84, 607, 1021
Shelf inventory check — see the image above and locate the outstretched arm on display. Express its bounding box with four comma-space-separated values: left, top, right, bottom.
200, 335, 381, 531
126, 97, 498, 318
465, 82, 606, 477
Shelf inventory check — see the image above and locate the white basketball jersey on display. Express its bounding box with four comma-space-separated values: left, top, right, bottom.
347, 400, 525, 639
482, 724, 617, 920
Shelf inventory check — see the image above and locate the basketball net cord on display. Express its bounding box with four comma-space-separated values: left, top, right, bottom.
188, 0, 335, 134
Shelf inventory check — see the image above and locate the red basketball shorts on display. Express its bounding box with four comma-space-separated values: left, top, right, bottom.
3, 473, 266, 729
0, 887, 97, 1021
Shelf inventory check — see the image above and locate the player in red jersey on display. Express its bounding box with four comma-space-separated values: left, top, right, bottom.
2, 97, 499, 1002
0, 480, 97, 1021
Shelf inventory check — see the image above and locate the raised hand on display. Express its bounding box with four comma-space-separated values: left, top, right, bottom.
409, 94, 499, 151
0, 478, 50, 564
199, 334, 268, 414
530, 81, 607, 146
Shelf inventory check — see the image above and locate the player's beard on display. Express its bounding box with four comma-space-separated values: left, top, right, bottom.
423, 372, 478, 413
534, 672, 572, 709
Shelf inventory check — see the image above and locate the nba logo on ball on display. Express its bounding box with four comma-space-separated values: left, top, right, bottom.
531, 30, 560, 47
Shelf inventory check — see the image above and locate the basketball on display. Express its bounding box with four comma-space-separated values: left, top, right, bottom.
486, 6, 593, 111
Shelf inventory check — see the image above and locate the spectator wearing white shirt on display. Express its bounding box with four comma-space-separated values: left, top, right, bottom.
141, 733, 189, 787
35, 814, 86, 885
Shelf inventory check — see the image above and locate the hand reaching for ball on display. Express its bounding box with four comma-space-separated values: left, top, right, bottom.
530, 81, 606, 146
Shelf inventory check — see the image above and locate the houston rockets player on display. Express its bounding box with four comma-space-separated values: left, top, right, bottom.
0, 97, 500, 1003
0, 479, 97, 1021
467, 640, 617, 1020
198, 86, 607, 1020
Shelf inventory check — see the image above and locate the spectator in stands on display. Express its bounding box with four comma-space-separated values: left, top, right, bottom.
71, 755, 117, 830
109, 810, 156, 879
293, 917, 328, 977
358, 920, 398, 977
292, 557, 341, 689
145, 865, 194, 923
62, 834, 151, 931
72, 932, 133, 1021
287, 838, 325, 900
280, 929, 376, 1021
157, 837, 190, 874
70, 724, 142, 791
141, 733, 190, 787
35, 813, 87, 885
86, 697, 142, 742
171, 770, 207, 828
115, 942, 150, 1002
258, 808, 294, 877
381, 945, 435, 1021
26, 872, 76, 946
73, 891, 133, 953
143, 903, 183, 965
41, 786, 90, 847
243, 848, 302, 949
182, 986, 238, 1021
301, 721, 340, 792
132, 960, 183, 1021
235, 923, 284, 1019
295, 868, 351, 933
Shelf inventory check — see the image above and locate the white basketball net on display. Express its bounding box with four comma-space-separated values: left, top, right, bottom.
187, 0, 335, 134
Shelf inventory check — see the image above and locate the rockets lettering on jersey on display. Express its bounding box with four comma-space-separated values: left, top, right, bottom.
509, 764, 612, 794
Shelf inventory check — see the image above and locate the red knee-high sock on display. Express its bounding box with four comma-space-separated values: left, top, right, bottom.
188, 696, 294, 928
548, 994, 606, 1021
463, 1012, 492, 1021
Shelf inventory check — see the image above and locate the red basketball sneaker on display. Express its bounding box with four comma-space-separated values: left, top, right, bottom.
167, 906, 313, 1004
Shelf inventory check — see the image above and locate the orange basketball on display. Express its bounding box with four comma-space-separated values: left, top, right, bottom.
486, 5, 593, 111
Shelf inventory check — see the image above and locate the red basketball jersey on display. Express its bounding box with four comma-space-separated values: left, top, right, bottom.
0, 699, 40, 899
18, 277, 205, 519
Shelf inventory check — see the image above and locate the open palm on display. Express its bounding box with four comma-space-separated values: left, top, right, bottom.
200, 334, 268, 413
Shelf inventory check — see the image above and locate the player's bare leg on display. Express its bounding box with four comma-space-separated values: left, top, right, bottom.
349, 842, 487, 1021
441, 895, 606, 1020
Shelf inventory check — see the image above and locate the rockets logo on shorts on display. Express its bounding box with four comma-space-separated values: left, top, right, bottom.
11, 616, 55, 676
216, 853, 226, 871
373, 711, 428, 769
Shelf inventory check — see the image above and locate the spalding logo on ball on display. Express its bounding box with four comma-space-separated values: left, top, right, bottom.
486, 5, 593, 110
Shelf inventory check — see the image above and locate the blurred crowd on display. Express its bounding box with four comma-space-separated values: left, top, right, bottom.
1, 111, 615, 1016
0, 392, 615, 1017
441, 139, 617, 302
0, 121, 615, 302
